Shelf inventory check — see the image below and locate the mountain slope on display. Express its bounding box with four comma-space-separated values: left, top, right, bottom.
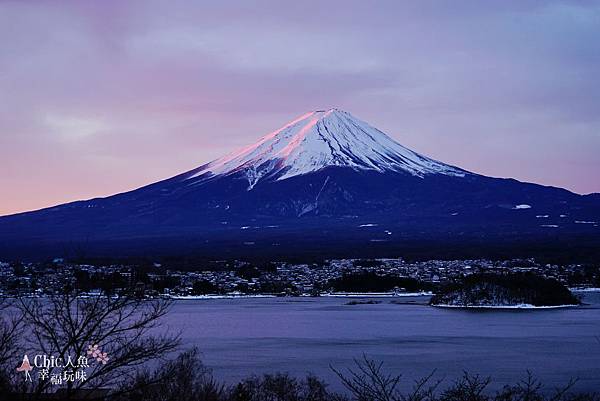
0, 109, 599, 261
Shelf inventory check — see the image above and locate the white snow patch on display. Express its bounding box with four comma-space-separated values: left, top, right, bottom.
513, 204, 532, 210
359, 223, 378, 227
323, 291, 433, 298
170, 294, 277, 300
540, 225, 559, 228
536, 215, 549, 218
570, 287, 600, 292
433, 304, 576, 309
575, 220, 597, 224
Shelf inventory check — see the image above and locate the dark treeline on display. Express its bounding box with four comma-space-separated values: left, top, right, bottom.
327, 271, 433, 293
77, 269, 432, 295
14, 232, 600, 267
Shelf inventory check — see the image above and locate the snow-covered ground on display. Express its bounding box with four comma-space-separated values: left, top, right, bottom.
570, 287, 600, 292
323, 291, 433, 298
169, 294, 277, 300
432, 303, 577, 309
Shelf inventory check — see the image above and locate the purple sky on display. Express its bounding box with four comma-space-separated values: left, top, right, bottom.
2, 1, 599, 216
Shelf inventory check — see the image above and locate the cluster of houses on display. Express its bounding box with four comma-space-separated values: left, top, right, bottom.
0, 258, 596, 297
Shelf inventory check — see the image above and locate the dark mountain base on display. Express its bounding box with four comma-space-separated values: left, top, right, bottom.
2, 228, 599, 264
1, 168, 598, 263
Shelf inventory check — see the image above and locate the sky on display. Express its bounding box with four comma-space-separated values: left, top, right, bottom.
1, 1, 599, 216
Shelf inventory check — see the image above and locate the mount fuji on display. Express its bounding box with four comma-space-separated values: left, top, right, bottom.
1, 109, 599, 261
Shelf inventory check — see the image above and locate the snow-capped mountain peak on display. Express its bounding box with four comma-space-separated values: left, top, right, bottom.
188, 108, 466, 189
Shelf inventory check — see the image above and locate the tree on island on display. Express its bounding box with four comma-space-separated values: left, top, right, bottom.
430, 272, 580, 307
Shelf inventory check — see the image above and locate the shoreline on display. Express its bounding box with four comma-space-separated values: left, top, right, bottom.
8, 288, 593, 301
569, 287, 600, 292
321, 291, 433, 298
169, 294, 278, 300
431, 303, 578, 309
167, 292, 433, 300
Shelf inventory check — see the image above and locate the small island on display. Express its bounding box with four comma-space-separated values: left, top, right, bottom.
430, 272, 580, 308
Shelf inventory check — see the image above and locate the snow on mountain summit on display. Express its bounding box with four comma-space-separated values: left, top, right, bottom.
188, 108, 467, 189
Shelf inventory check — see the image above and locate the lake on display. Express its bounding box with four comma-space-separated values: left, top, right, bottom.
163, 292, 600, 393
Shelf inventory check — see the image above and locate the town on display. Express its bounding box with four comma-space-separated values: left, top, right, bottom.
1, 257, 598, 298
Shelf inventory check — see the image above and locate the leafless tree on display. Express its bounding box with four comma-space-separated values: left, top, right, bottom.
16, 290, 180, 399
438, 372, 491, 401
331, 355, 403, 401
0, 297, 23, 392
117, 347, 226, 401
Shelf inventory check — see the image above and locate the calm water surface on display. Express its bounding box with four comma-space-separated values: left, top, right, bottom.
163, 293, 600, 392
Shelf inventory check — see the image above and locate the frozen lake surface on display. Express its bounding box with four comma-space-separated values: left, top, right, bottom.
163, 292, 600, 392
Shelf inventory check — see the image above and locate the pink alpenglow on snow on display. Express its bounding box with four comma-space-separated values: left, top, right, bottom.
188, 109, 467, 190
